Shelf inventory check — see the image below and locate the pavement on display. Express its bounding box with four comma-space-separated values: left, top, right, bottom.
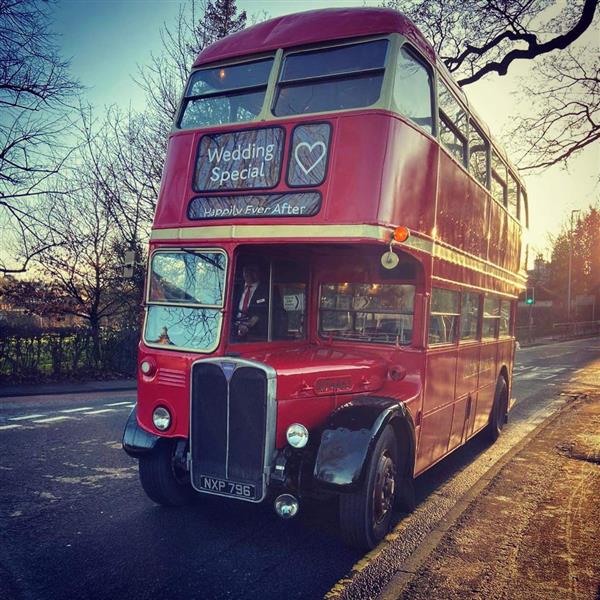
0, 378, 136, 398
380, 390, 600, 600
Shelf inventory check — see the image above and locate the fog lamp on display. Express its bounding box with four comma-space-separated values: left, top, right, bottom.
152, 406, 171, 431
286, 423, 309, 448
274, 494, 299, 519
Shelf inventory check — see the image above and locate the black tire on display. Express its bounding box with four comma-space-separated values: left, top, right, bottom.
138, 439, 194, 506
339, 425, 399, 550
485, 376, 508, 443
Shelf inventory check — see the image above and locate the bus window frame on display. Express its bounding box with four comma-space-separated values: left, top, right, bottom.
437, 77, 468, 168
428, 286, 460, 347
317, 280, 417, 348
270, 35, 394, 119
174, 52, 279, 131
142, 247, 228, 354
392, 42, 436, 137
458, 290, 482, 344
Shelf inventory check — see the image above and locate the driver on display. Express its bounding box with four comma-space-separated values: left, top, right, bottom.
234, 264, 269, 340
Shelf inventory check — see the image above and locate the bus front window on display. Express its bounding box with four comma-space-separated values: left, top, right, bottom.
179, 57, 274, 129
319, 283, 415, 345
144, 250, 226, 352
274, 39, 388, 116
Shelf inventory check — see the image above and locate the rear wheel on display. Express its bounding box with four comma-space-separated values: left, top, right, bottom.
485, 376, 508, 443
138, 439, 194, 506
339, 425, 399, 549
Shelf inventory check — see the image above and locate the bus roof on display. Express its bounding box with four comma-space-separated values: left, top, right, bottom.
193, 7, 436, 67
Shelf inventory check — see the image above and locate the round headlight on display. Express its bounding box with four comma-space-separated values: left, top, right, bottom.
152, 406, 171, 431
286, 423, 309, 449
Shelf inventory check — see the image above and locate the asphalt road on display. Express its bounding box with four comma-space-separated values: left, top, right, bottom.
1, 337, 599, 600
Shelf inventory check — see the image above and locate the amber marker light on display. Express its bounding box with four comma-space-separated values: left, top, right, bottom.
393, 226, 410, 243
219, 68, 226, 80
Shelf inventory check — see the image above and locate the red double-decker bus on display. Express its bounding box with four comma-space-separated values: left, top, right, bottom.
123, 7, 528, 549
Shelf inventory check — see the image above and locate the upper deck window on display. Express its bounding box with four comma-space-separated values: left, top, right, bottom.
273, 39, 388, 117
179, 58, 273, 129
393, 46, 433, 135
438, 80, 468, 166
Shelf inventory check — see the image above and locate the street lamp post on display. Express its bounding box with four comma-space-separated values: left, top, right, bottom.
567, 209, 581, 323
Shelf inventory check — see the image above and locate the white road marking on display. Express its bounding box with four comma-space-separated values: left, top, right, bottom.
33, 416, 73, 424
105, 401, 132, 407
83, 408, 117, 415
9, 414, 47, 421
0, 424, 22, 431
60, 407, 94, 413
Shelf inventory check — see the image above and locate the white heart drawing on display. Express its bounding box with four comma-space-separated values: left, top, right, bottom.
294, 141, 327, 176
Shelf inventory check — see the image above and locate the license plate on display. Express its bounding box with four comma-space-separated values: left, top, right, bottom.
198, 475, 256, 499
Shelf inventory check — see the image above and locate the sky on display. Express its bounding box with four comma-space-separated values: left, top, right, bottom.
52, 0, 600, 258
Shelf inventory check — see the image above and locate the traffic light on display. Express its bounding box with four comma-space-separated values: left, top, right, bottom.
525, 287, 535, 305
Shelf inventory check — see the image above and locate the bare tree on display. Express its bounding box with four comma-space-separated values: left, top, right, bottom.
384, 0, 599, 170
0, 0, 80, 273
510, 46, 599, 170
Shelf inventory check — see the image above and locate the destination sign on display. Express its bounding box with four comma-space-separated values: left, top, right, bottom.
194, 127, 284, 191
188, 192, 321, 220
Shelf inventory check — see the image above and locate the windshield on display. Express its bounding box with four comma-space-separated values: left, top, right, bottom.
179, 58, 274, 129
319, 283, 415, 345
144, 250, 227, 352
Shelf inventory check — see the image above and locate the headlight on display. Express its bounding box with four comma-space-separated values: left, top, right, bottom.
152, 406, 171, 431
286, 423, 309, 448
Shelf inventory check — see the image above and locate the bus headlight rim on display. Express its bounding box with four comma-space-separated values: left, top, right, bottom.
286, 423, 309, 448
152, 406, 171, 431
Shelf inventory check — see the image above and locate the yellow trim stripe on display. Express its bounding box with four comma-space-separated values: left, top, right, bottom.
150, 224, 390, 242
150, 224, 525, 288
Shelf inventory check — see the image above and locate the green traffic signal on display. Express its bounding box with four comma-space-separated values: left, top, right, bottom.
526, 298, 534, 305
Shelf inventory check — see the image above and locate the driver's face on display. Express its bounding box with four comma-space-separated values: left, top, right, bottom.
242, 267, 259, 285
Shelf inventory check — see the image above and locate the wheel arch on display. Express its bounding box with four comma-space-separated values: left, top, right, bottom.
313, 396, 417, 491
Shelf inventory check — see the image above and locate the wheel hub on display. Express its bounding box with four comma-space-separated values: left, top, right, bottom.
373, 452, 396, 525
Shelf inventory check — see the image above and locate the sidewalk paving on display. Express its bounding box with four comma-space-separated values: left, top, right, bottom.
381, 390, 600, 600
0, 378, 136, 398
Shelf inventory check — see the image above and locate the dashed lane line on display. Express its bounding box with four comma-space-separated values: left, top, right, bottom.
9, 414, 47, 421
33, 416, 74, 424
0, 402, 135, 432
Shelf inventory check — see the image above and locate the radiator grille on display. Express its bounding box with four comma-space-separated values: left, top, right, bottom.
190, 361, 272, 502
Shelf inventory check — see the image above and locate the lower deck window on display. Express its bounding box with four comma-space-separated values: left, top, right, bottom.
319, 283, 415, 345
429, 288, 459, 345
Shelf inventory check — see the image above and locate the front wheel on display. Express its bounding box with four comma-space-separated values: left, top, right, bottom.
339, 425, 399, 549
138, 439, 194, 506
485, 376, 508, 443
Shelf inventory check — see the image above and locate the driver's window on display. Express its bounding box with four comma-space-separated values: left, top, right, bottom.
230, 255, 307, 343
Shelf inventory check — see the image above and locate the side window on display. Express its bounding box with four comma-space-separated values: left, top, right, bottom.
491, 151, 507, 207
507, 172, 519, 219
469, 121, 489, 187
460, 292, 480, 341
438, 79, 467, 165
521, 189, 529, 227
482, 296, 500, 339
393, 46, 433, 135
499, 300, 511, 337
429, 288, 459, 345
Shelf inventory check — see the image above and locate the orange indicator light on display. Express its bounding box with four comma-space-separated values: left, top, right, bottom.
393, 226, 410, 243
219, 68, 226, 79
